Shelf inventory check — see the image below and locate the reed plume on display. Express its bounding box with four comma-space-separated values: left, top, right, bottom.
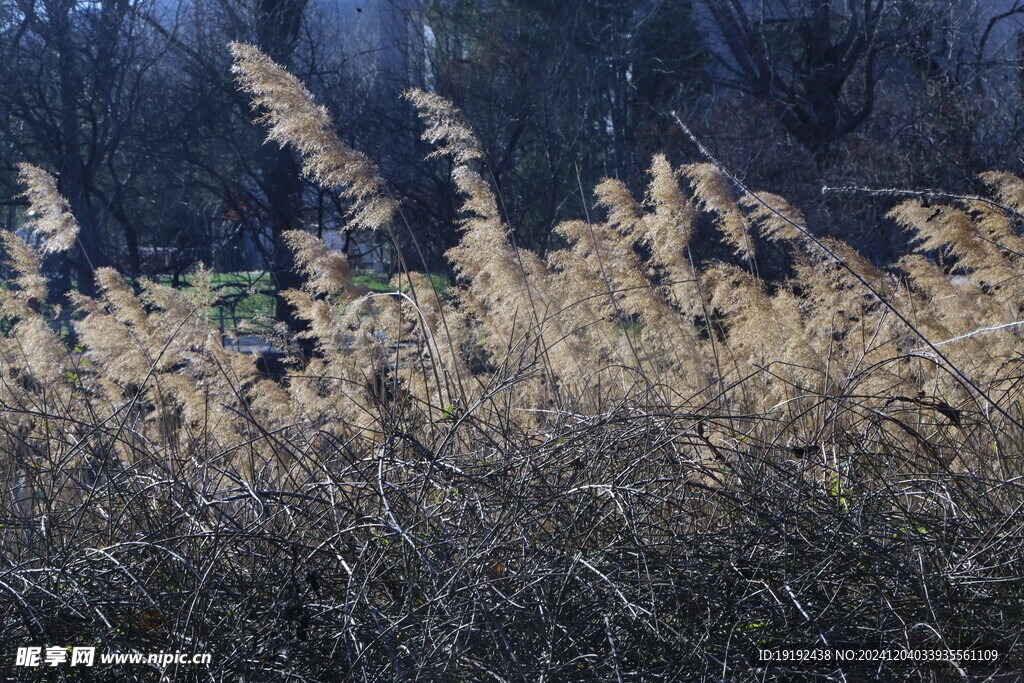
230, 42, 396, 231
17, 163, 80, 254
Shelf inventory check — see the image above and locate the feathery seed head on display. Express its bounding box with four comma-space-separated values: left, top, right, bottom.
403, 88, 483, 166
229, 42, 396, 231
17, 164, 80, 254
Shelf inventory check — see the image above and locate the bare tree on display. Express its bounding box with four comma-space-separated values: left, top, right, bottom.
699, 0, 897, 166
0, 0, 171, 293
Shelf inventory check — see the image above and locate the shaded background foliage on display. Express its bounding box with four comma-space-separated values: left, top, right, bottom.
4, 0, 1024, 291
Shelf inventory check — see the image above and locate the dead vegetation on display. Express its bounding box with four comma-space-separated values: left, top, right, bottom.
1, 46, 1023, 680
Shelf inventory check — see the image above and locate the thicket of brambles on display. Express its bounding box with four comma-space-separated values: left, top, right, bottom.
3, 44, 1024, 680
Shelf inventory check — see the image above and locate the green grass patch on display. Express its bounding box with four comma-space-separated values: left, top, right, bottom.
153, 271, 276, 330
353, 273, 396, 292
354, 272, 451, 295
147, 270, 451, 330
